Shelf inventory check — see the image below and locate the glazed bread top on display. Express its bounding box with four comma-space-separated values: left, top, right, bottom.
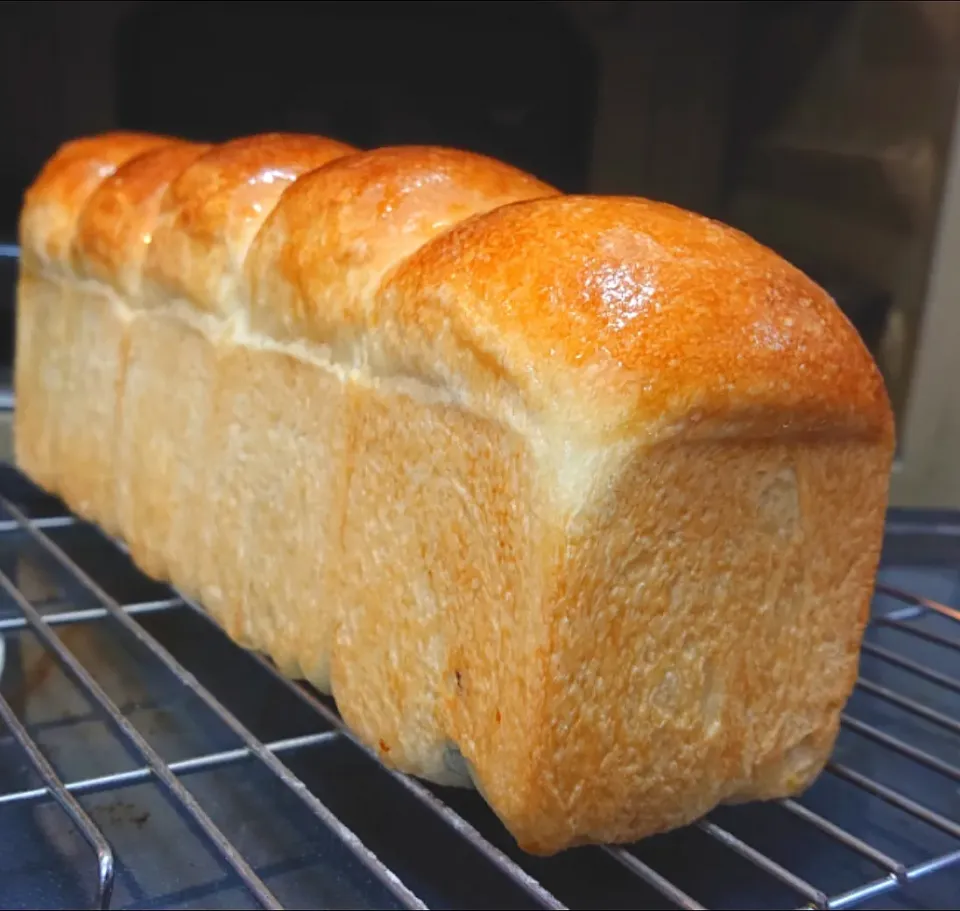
141, 133, 357, 317
19, 132, 172, 274
19, 131, 893, 455
245, 145, 558, 350
372, 195, 894, 446
73, 141, 212, 296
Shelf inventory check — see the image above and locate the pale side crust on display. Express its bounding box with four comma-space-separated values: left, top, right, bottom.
116, 313, 218, 584
332, 383, 549, 789
14, 271, 66, 492
323, 384, 890, 854
51, 287, 130, 534
198, 343, 351, 681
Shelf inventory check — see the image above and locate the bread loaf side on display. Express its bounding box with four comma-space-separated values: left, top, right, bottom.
15, 133, 894, 856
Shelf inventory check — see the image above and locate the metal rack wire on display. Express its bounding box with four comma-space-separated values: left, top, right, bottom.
0, 462, 958, 910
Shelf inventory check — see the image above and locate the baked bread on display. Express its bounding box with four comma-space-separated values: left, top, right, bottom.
15, 132, 894, 856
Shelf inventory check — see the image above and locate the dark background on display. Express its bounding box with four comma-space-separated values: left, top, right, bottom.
2, 0, 605, 239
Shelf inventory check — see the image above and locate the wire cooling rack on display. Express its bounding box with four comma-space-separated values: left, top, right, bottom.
0, 461, 958, 910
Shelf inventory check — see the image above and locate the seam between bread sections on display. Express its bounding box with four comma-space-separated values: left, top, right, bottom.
224, 313, 638, 522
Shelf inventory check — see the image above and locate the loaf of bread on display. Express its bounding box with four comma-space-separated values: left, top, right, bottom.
15, 131, 894, 855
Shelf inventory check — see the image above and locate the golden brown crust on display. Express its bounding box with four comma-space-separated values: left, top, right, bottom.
19, 132, 174, 271
73, 140, 213, 295
380, 195, 893, 444
246, 146, 557, 343
143, 133, 358, 315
